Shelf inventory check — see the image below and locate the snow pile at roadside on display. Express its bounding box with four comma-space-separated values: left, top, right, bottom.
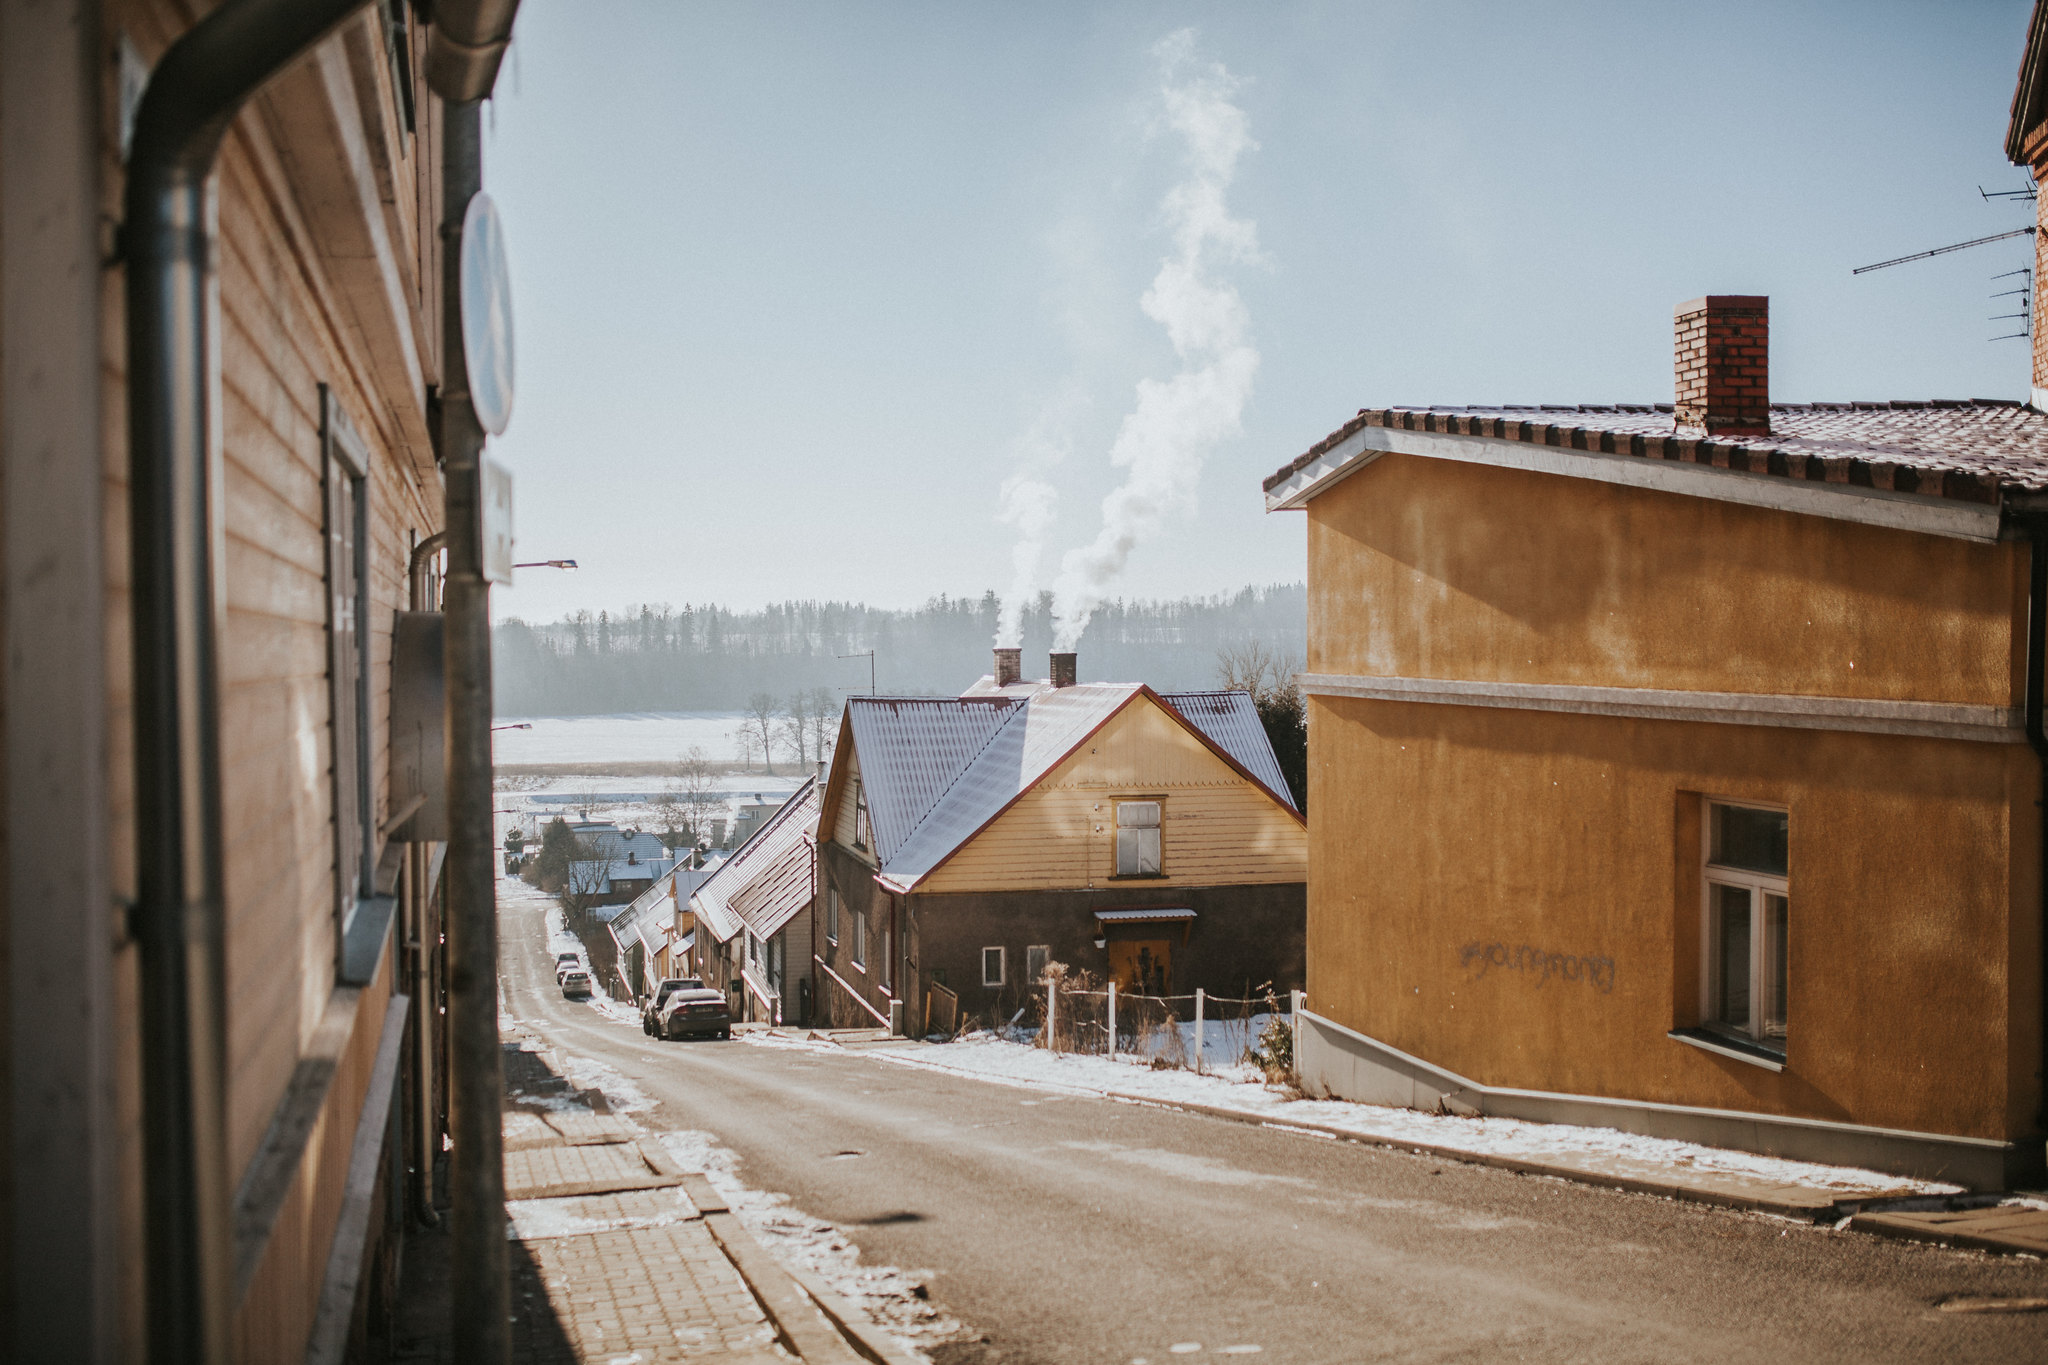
658, 1129, 960, 1356
843, 1034, 1960, 1199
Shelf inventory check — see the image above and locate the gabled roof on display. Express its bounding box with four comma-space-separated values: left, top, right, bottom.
1264, 402, 2048, 543
831, 682, 1300, 893
2010, 0, 2048, 164
690, 776, 818, 944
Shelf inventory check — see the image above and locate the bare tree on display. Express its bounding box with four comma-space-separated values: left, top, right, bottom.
558, 836, 614, 930
779, 688, 839, 768
1216, 640, 1307, 814
657, 745, 720, 849
803, 686, 838, 767
742, 692, 779, 774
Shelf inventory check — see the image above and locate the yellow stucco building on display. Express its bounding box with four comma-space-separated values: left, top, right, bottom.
1267, 295, 2048, 1187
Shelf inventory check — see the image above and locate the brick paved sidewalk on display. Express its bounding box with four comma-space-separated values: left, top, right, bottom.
387, 1041, 906, 1364
1850, 1198, 2048, 1257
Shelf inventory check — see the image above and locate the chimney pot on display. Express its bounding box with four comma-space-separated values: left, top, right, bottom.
993, 646, 1022, 687
1050, 651, 1077, 689
1674, 295, 1770, 437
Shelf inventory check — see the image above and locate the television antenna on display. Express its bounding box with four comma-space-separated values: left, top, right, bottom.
1851, 184, 2038, 341
1850, 226, 2036, 275
836, 649, 876, 695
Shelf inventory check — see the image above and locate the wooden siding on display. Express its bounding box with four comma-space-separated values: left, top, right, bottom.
88, 4, 443, 1354
831, 744, 872, 861
918, 695, 1306, 894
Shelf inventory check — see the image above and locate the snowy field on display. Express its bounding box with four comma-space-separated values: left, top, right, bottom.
493, 711, 750, 766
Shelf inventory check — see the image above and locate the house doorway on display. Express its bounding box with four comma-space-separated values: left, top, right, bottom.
1108, 939, 1171, 997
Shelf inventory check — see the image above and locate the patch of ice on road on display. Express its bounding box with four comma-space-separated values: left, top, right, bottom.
656, 1129, 962, 1357
1060, 1140, 1306, 1189
859, 1036, 1959, 1199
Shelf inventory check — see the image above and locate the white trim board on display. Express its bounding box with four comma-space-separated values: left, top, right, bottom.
1300, 672, 2023, 744
1264, 425, 2004, 543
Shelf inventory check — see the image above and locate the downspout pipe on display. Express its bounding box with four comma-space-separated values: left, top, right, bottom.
406, 528, 447, 1231
122, 2, 373, 1359
2025, 527, 2048, 1145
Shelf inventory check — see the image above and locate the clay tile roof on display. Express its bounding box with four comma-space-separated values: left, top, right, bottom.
1262, 400, 2048, 509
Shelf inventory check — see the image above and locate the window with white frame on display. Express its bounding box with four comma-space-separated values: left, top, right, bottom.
1114, 800, 1162, 877
851, 909, 866, 971
852, 779, 872, 852
982, 946, 1006, 988
1025, 945, 1050, 984
1703, 801, 1789, 1055
826, 887, 839, 943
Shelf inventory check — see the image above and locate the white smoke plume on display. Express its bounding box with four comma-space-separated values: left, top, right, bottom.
1047, 30, 1261, 652
994, 382, 1087, 648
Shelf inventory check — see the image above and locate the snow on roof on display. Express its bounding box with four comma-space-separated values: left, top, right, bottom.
877, 683, 1139, 888
845, 697, 1020, 862
1157, 691, 1296, 812
691, 776, 818, 944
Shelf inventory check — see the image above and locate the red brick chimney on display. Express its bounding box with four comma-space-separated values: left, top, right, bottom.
1674, 296, 1769, 437
993, 647, 1022, 687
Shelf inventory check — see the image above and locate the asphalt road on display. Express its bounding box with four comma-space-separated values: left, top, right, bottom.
498, 884, 2048, 1365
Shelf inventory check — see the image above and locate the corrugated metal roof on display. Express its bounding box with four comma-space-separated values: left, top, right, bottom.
1158, 691, 1297, 811
691, 776, 818, 945
880, 684, 1139, 887
845, 697, 1019, 861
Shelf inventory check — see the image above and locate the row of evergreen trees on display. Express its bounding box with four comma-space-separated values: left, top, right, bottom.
493, 584, 1307, 715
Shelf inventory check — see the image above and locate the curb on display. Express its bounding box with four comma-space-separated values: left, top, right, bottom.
859, 1047, 1907, 1223
679, 1172, 923, 1365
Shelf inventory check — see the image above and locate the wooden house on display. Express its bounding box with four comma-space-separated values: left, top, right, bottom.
689, 777, 821, 1026
812, 655, 1307, 1033
1, 2, 518, 1355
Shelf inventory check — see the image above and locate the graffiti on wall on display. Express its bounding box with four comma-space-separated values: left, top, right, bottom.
1459, 941, 1616, 995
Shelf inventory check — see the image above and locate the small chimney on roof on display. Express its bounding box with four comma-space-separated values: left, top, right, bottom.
993, 647, 1022, 687
1050, 651, 1077, 688
1674, 295, 1769, 437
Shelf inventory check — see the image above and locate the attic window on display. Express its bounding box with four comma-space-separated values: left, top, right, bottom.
852, 779, 871, 852
1114, 801, 1163, 878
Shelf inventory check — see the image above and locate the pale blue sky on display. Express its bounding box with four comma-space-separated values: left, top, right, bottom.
484, 1, 2035, 623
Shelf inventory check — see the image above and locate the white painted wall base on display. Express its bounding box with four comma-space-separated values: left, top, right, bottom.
1295, 1009, 2032, 1191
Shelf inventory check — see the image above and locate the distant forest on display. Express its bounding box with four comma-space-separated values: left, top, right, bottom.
493, 584, 1307, 716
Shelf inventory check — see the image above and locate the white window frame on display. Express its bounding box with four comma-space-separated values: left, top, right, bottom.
981, 946, 1006, 988
1025, 945, 1050, 984
1113, 799, 1163, 878
850, 909, 866, 972
1700, 799, 1789, 1057
825, 887, 839, 944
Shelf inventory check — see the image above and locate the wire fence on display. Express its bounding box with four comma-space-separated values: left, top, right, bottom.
1016, 984, 1289, 1074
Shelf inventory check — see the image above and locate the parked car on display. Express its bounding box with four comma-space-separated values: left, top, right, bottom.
658, 982, 731, 1040
560, 969, 592, 999
555, 953, 582, 984
640, 978, 701, 1035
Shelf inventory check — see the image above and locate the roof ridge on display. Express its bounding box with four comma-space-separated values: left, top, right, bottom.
878, 692, 1059, 863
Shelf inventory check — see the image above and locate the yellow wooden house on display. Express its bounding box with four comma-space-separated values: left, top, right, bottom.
811, 652, 1306, 1031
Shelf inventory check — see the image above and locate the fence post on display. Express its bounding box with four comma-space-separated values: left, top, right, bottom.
1108, 980, 1117, 1061
1046, 978, 1057, 1053
1290, 988, 1305, 1059
1194, 987, 1205, 1075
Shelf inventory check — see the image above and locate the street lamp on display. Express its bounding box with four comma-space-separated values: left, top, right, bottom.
513, 559, 577, 570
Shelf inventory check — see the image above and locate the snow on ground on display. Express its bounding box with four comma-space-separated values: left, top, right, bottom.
657, 1128, 960, 1356
507, 1186, 701, 1241
780, 1033, 1962, 1200
493, 711, 750, 766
